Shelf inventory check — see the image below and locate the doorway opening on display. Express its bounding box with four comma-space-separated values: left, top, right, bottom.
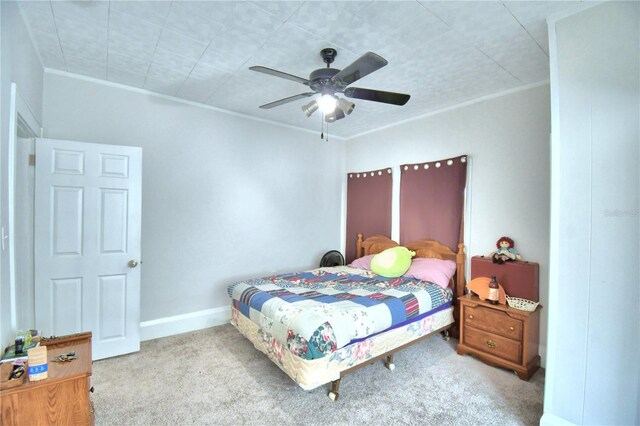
8, 83, 41, 333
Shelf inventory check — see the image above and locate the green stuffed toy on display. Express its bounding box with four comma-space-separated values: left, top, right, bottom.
371, 246, 415, 278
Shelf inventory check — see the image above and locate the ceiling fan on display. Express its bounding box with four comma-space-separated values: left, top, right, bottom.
249, 48, 410, 123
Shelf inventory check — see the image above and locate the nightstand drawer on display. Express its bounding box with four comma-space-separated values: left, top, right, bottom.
464, 328, 522, 364
464, 305, 522, 340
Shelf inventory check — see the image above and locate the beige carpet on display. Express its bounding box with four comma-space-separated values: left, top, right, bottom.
92, 324, 544, 425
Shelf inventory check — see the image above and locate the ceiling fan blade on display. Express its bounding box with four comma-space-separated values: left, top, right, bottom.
249, 66, 309, 86
331, 52, 388, 87
259, 93, 316, 109
344, 87, 410, 106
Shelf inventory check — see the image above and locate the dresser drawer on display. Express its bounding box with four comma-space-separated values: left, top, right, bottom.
464, 305, 522, 340
463, 328, 522, 364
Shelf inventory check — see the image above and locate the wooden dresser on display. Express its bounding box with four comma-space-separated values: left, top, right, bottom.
0, 332, 94, 425
457, 295, 541, 380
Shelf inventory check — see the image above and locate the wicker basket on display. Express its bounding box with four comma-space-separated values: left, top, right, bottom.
505, 296, 539, 312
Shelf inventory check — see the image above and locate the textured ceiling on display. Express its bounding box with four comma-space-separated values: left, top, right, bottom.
17, 0, 591, 138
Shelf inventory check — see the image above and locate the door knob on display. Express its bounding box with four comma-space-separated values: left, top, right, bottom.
127, 260, 138, 268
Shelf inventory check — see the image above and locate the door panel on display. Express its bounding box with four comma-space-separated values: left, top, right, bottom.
100, 153, 129, 177
52, 148, 84, 174
35, 138, 142, 360
51, 277, 82, 335
100, 189, 128, 254
98, 274, 127, 340
51, 186, 84, 255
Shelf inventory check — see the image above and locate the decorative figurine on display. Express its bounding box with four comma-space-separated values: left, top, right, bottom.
489, 236, 522, 264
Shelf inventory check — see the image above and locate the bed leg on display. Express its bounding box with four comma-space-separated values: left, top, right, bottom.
384, 354, 396, 371
442, 329, 450, 342
328, 379, 341, 401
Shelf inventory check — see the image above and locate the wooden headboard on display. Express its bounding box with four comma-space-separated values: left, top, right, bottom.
356, 233, 466, 333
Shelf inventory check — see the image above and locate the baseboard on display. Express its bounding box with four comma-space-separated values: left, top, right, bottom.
540, 412, 578, 426
140, 306, 230, 341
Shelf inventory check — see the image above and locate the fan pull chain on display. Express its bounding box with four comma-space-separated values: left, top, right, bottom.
319, 113, 329, 141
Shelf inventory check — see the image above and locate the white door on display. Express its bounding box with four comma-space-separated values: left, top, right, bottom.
35, 138, 142, 360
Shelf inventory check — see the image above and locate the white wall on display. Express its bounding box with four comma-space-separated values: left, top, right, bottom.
0, 1, 43, 347
346, 85, 551, 364
543, 2, 639, 425
42, 72, 345, 329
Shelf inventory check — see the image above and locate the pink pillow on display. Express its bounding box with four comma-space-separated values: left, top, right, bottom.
349, 255, 375, 270
404, 258, 456, 288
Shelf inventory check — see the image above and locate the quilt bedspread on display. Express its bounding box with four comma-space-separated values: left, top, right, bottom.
227, 266, 452, 360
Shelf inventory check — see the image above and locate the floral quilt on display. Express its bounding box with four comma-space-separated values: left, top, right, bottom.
227, 266, 452, 360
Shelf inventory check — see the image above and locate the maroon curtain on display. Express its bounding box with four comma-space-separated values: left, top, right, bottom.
400, 156, 467, 251
345, 168, 392, 263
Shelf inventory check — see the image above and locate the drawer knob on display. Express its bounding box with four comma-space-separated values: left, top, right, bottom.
468, 315, 474, 319
485, 339, 496, 348
509, 326, 515, 331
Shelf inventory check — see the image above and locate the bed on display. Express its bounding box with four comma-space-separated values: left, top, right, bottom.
227, 233, 465, 400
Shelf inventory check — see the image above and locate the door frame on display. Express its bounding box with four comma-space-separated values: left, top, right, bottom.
7, 82, 42, 332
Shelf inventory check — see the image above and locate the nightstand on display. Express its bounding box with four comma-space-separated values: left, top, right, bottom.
456, 294, 541, 380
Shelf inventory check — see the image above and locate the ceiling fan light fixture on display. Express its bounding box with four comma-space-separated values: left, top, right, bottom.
337, 98, 355, 115
325, 112, 336, 123
325, 108, 345, 123
318, 94, 337, 114
250, 48, 410, 134
302, 100, 318, 117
